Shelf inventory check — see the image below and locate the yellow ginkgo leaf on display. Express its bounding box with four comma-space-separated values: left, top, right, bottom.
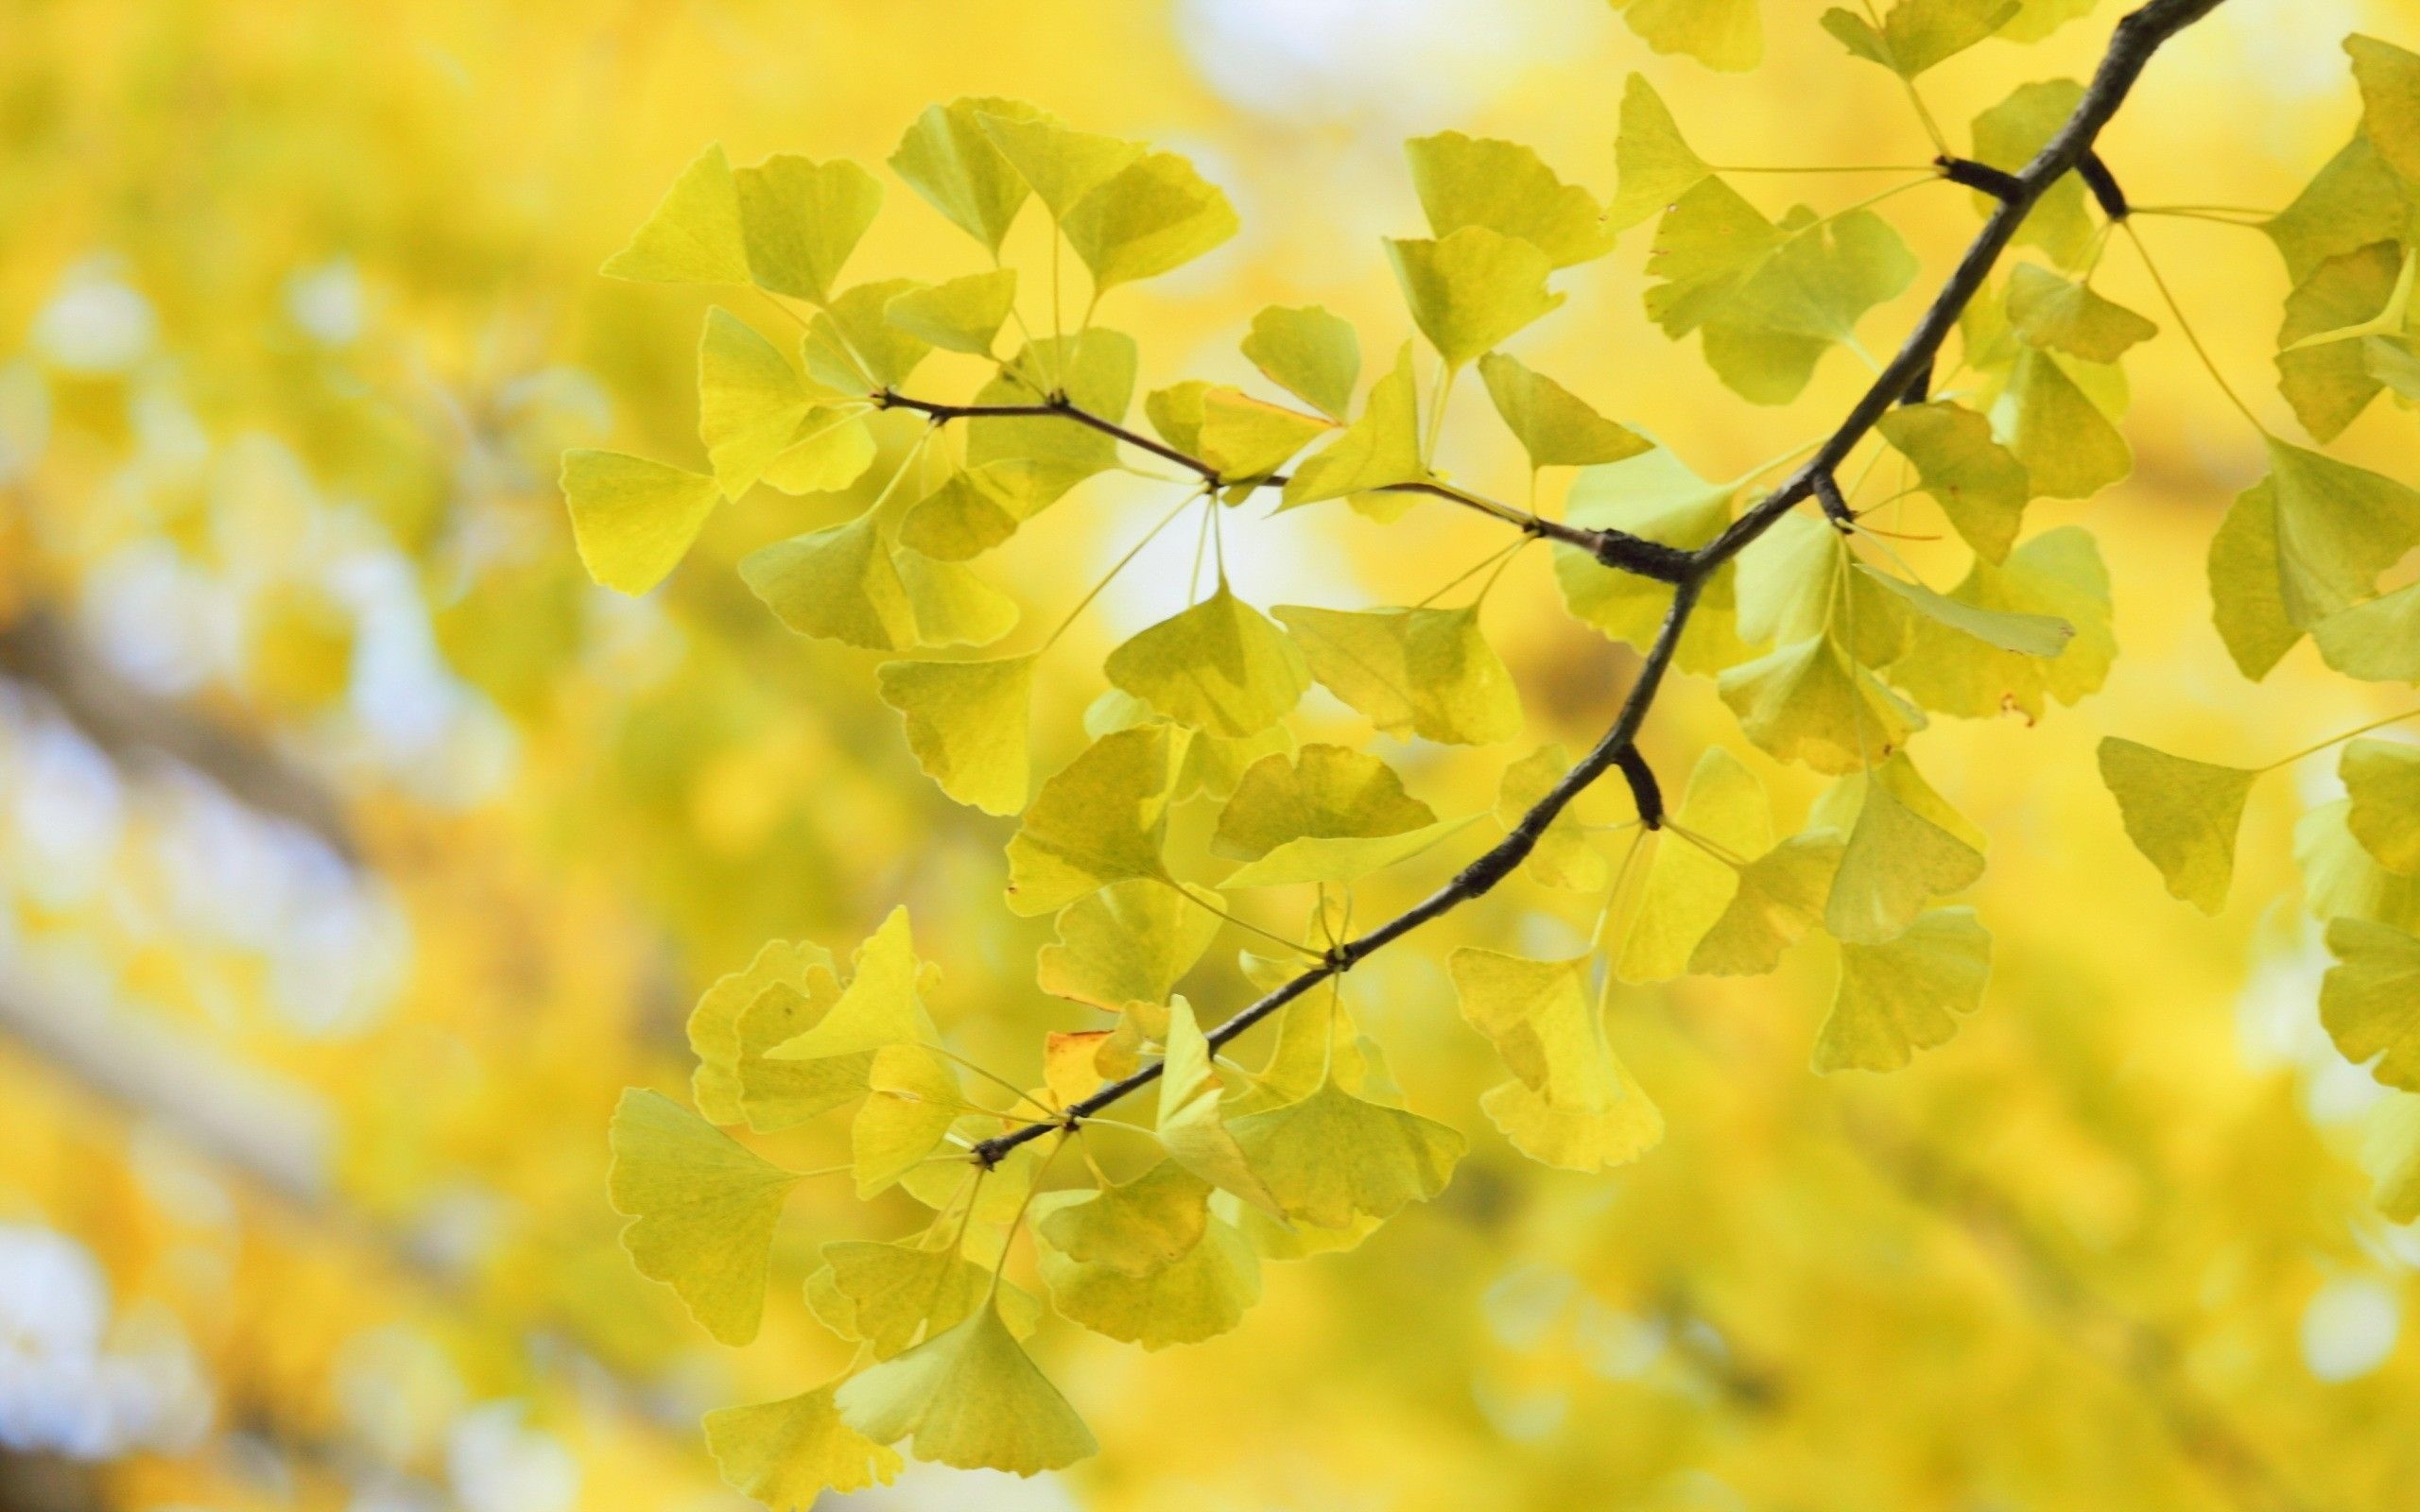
1449, 948, 1662, 1172
1851, 563, 2074, 657
739, 509, 918, 651
766, 907, 928, 1062
1477, 353, 1650, 471
834, 1298, 1098, 1476
607, 1089, 799, 1346
1890, 526, 2115, 721
1496, 745, 1616, 892
2322, 916, 2420, 1090
2097, 737, 2260, 914
601, 144, 750, 284
802, 278, 934, 393
2313, 580, 2420, 684
2350, 34, 2420, 182
1691, 830, 1847, 976
703, 1383, 901, 1508
1875, 401, 2031, 563
890, 97, 1041, 252
1198, 388, 1333, 481
1145, 380, 1211, 455
2260, 436, 2420, 629
733, 153, 882, 304
1618, 747, 1772, 983
1156, 997, 1284, 1215
1035, 1160, 1213, 1277
561, 450, 721, 596
1005, 726, 1183, 916
1403, 131, 1614, 268
851, 1044, 963, 1198
974, 331, 1140, 472
1230, 1077, 1465, 1229
2297, 800, 2420, 935
760, 409, 879, 497
2004, 263, 2157, 362
884, 269, 1018, 355
696, 309, 834, 497
976, 109, 1143, 219
1609, 74, 1714, 232
687, 938, 837, 1125
735, 982, 877, 1133
1733, 509, 1908, 666
1387, 226, 1564, 369
1036, 878, 1221, 1030
1221, 816, 1477, 888
1274, 603, 1522, 746
1280, 341, 1425, 509
1821, 0, 2019, 78
1104, 585, 1309, 739
1613, 0, 1762, 71
896, 549, 1020, 650
898, 459, 1090, 561
1213, 745, 1433, 856
1813, 908, 1992, 1073
2365, 1093, 2420, 1224
1062, 150, 1239, 291
1553, 445, 1754, 675
2276, 243, 2407, 442
1240, 305, 1360, 421
875, 656, 1035, 816
2208, 477, 2305, 681
1032, 1197, 1261, 1349
1972, 80, 2096, 268
811, 1241, 1025, 1358
1824, 779, 1985, 945
1990, 347, 2130, 500
2342, 738, 2420, 874
1718, 634, 1926, 775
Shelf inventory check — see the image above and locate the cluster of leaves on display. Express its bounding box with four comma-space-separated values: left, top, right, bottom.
571, 3, 2420, 1499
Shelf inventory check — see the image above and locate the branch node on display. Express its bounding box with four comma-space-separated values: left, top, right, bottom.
1934, 155, 2026, 203
1899, 356, 1933, 408
1322, 941, 1359, 973
2077, 150, 2130, 220
1613, 746, 1665, 831
1811, 471, 1857, 533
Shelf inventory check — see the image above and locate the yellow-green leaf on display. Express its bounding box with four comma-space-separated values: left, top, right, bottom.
1280, 342, 1426, 509
1274, 603, 1522, 746
1104, 585, 1308, 738
1229, 1077, 1465, 1228
2322, 916, 2420, 1091
602, 144, 750, 284
851, 1044, 962, 1198
1005, 726, 1182, 916
1718, 633, 1926, 774
1734, 509, 1910, 666
977, 110, 1144, 220
740, 509, 918, 651
703, 1384, 901, 1507
1612, 0, 1762, 71
607, 1089, 798, 1346
2313, 581, 2420, 684
1824, 780, 1984, 945
2097, 737, 2259, 914
1156, 997, 1283, 1215
811, 1241, 1041, 1359
2005, 262, 2156, 362
697, 308, 833, 497
1198, 388, 1333, 481
734, 154, 882, 304
1852, 562, 2074, 657
1032, 1197, 1259, 1349
1404, 131, 1613, 268
1891, 525, 2115, 721
760, 410, 878, 497
688, 938, 838, 1125
1972, 80, 2094, 269
1609, 74, 1713, 233
884, 269, 1018, 355
1036, 879, 1221, 1029
1553, 445, 1754, 675
2343, 738, 2420, 875
1478, 352, 1650, 470
1821, 0, 2018, 78
1991, 347, 2131, 500
2350, 34, 2420, 183
1212, 745, 1433, 856
561, 450, 720, 596
1062, 150, 1239, 291
874, 656, 1034, 816
2260, 436, 2420, 630
834, 1298, 1097, 1475
1240, 305, 1361, 421
1497, 745, 1613, 892
973, 330, 1140, 474
1812, 908, 1992, 1073
1035, 1160, 1211, 1277
2265, 136, 2412, 288
1221, 816, 1476, 888
1387, 227, 1564, 369
896, 548, 1020, 650
890, 98, 1041, 251
1449, 949, 1662, 1172
1876, 401, 2031, 563
1691, 830, 1847, 976
1618, 747, 1772, 983
765, 906, 929, 1062
802, 278, 934, 394
2277, 243, 2404, 443
2208, 477, 2303, 681
735, 981, 875, 1133
898, 459, 1090, 561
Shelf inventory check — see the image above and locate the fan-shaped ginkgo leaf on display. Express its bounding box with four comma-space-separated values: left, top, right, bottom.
1104, 585, 1309, 738
1618, 747, 1771, 982
1035, 879, 1220, 1029
703, 1384, 901, 1507
1691, 830, 1847, 976
1273, 603, 1522, 746
1281, 342, 1425, 509
607, 1090, 799, 1346
1031, 1201, 1260, 1349
885, 269, 1019, 355
875, 656, 1035, 816
2321, 915, 2420, 1091
2098, 737, 2260, 914
1062, 151, 1239, 290
602, 144, 750, 284
2342, 738, 2420, 874
1813, 908, 1993, 1072
1718, 633, 1927, 775
1875, 401, 2031, 563
1229, 1077, 1465, 1228
1610, 74, 1714, 232
1005, 726, 1182, 916
1612, 0, 1762, 71
890, 97, 1041, 252
733, 154, 882, 304
688, 939, 837, 1125
1240, 305, 1361, 421
835, 1299, 1098, 1476
1449, 948, 1662, 1171
1156, 998, 1283, 1215
1404, 131, 1614, 268
1824, 780, 1985, 945
1387, 227, 1564, 369
562, 451, 721, 596
1478, 353, 1651, 471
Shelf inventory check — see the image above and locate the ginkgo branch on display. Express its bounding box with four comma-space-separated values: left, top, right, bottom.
969, 0, 2233, 1171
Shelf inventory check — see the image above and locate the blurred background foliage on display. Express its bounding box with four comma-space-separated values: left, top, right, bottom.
1, 0, 2416, 1509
